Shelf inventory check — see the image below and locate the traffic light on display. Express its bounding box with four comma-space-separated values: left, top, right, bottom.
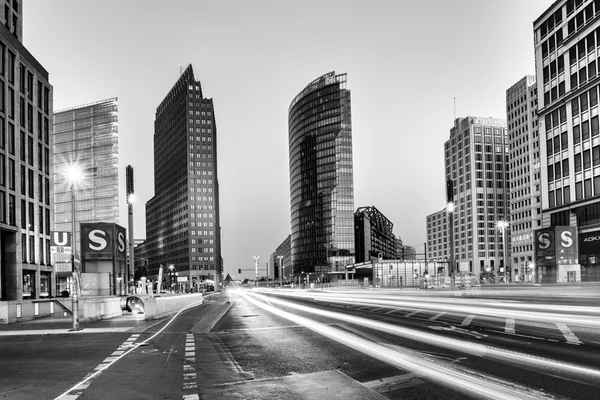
238, 269, 241, 274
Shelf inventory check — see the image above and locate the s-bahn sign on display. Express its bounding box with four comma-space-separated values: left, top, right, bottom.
50, 231, 72, 254
80, 223, 127, 260
534, 226, 578, 265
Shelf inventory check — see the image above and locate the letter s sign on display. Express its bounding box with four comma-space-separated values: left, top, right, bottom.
560, 231, 573, 248
88, 229, 108, 251
117, 231, 125, 253
538, 232, 552, 250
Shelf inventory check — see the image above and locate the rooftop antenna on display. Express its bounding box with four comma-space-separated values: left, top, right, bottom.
454, 97, 456, 121
179, 64, 182, 76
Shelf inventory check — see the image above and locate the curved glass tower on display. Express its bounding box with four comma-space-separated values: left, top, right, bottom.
288, 72, 355, 279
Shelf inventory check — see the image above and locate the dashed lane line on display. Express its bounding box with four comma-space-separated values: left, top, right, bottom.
460, 315, 475, 327
555, 323, 582, 345
505, 318, 516, 334
429, 312, 446, 321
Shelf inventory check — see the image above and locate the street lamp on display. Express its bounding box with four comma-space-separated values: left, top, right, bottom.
253, 256, 259, 287
66, 165, 83, 331
497, 220, 509, 283
446, 201, 455, 277
168, 264, 175, 292
127, 193, 136, 295
278, 256, 283, 287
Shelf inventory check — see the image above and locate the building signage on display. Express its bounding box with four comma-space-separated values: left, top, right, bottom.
579, 230, 600, 253
81, 223, 127, 260
534, 226, 578, 266
535, 227, 555, 261
50, 231, 72, 254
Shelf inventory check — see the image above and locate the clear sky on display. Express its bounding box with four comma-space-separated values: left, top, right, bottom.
24, 0, 552, 279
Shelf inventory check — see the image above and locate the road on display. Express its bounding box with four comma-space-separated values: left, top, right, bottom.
0, 288, 598, 399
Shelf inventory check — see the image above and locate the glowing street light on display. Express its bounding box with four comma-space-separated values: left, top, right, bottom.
497, 220, 509, 283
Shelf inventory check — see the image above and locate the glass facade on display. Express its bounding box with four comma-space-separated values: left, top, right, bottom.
53, 98, 119, 276
288, 72, 355, 276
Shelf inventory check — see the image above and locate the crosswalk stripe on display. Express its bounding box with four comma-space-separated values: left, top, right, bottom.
505, 318, 516, 334
461, 315, 475, 327
405, 310, 421, 317
429, 312, 445, 321
555, 323, 582, 345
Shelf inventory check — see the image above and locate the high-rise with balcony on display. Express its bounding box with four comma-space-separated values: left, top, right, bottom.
52, 98, 119, 293
506, 76, 541, 282
145, 65, 222, 289
288, 71, 355, 281
0, 0, 54, 305
445, 117, 509, 281
535, 0, 600, 282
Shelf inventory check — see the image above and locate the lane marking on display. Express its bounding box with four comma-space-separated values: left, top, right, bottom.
405, 310, 422, 318
53, 300, 204, 400
460, 315, 475, 327
505, 318, 516, 334
429, 312, 446, 321
555, 323, 582, 345
181, 333, 198, 398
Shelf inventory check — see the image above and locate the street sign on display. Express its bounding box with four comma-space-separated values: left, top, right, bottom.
51, 246, 72, 254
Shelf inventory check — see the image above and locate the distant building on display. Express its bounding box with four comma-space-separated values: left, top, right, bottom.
288, 71, 355, 281
272, 235, 291, 282
506, 76, 541, 282
396, 237, 404, 260
534, 1, 600, 282
426, 209, 449, 261
445, 117, 509, 280
403, 246, 416, 260
354, 206, 396, 263
53, 98, 119, 294
145, 65, 222, 290
0, 1, 54, 304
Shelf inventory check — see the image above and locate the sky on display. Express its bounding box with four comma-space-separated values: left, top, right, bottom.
24, 0, 552, 279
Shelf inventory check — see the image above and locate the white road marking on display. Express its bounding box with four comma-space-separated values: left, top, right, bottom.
505, 318, 516, 334
555, 323, 582, 345
405, 310, 422, 318
182, 333, 198, 398
429, 312, 446, 321
460, 315, 475, 327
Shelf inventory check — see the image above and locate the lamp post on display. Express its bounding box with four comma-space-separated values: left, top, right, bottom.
66, 166, 83, 331
168, 264, 175, 292
446, 201, 455, 278
278, 256, 283, 287
497, 220, 509, 283
253, 256, 259, 287
127, 193, 136, 295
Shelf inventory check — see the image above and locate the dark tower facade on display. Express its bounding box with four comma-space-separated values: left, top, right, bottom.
288, 72, 355, 280
145, 65, 222, 289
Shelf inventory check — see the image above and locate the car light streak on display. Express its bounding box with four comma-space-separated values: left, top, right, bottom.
246, 292, 600, 384
242, 292, 568, 400
274, 292, 600, 328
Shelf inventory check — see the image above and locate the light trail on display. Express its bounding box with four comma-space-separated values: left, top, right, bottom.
260, 289, 600, 328
242, 292, 569, 400
246, 291, 600, 384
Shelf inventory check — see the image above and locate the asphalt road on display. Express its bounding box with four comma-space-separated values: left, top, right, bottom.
0, 289, 598, 400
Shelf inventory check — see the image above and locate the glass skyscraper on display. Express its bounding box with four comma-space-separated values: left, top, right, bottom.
288, 71, 355, 280
53, 98, 119, 292
145, 65, 222, 290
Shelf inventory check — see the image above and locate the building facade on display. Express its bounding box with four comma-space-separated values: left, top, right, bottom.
354, 206, 396, 263
0, 0, 54, 304
53, 98, 119, 294
288, 71, 355, 280
445, 117, 510, 281
426, 209, 449, 261
272, 234, 291, 282
535, 0, 600, 282
506, 76, 542, 282
145, 65, 222, 290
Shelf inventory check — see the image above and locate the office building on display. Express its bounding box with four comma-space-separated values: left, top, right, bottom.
354, 206, 396, 263
426, 209, 449, 261
0, 0, 53, 306
534, 0, 600, 282
288, 71, 355, 282
445, 117, 509, 281
53, 98, 119, 293
272, 234, 291, 282
145, 65, 222, 289
506, 76, 542, 282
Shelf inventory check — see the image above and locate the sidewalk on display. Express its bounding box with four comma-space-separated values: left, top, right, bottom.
0, 292, 226, 336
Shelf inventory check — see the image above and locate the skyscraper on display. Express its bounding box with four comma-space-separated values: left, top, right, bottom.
52, 98, 119, 293
0, 0, 53, 303
145, 65, 222, 289
506, 76, 541, 282
288, 71, 355, 282
535, 0, 600, 282
444, 117, 509, 281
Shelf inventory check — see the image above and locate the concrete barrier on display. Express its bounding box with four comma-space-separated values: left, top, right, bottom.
142, 293, 204, 320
